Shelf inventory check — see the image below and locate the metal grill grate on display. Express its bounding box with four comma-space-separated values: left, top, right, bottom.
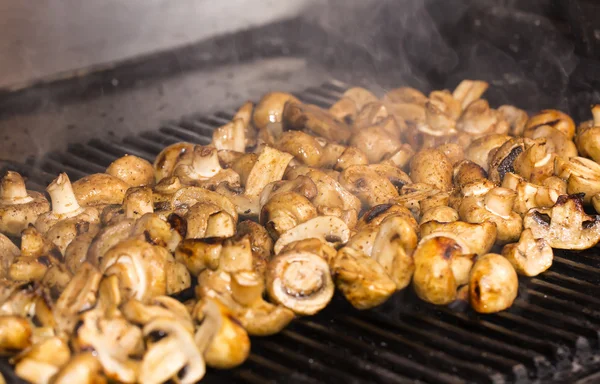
2, 80, 600, 384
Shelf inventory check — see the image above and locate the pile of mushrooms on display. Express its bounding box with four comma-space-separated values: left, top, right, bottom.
1, 80, 599, 383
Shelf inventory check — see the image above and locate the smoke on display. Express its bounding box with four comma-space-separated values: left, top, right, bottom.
302, 0, 590, 118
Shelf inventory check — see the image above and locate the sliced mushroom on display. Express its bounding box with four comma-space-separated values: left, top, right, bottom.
350, 123, 402, 163
173, 145, 240, 189
274, 216, 350, 254
464, 134, 511, 171
0, 171, 50, 237
153, 142, 194, 182
391, 183, 440, 220
501, 172, 561, 215
106, 155, 155, 187
233, 101, 256, 147
524, 194, 600, 249
129, 213, 182, 252
121, 296, 194, 333
175, 238, 222, 276
170, 186, 238, 222
330, 246, 396, 310
526, 124, 577, 160
524, 109, 575, 140
452, 80, 489, 109
213, 118, 246, 152
185, 202, 236, 239
12, 336, 70, 384
456, 99, 505, 137
253, 92, 300, 131
329, 97, 358, 124
487, 137, 533, 184
266, 250, 334, 315
49, 352, 104, 384
9, 225, 62, 282
459, 187, 522, 244
85, 219, 134, 267
193, 298, 250, 369
0, 315, 31, 355
0, 234, 19, 278
412, 234, 471, 305
420, 220, 497, 255
576, 105, 600, 163
469, 253, 518, 313
502, 228, 552, 276
235, 220, 273, 273
275, 131, 323, 167
555, 156, 600, 204
260, 191, 317, 240
409, 149, 453, 191
339, 165, 399, 208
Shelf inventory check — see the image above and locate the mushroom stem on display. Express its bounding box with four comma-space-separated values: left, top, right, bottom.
484, 188, 516, 219
191, 146, 221, 179
124, 187, 153, 218
46, 173, 82, 216
231, 271, 264, 306
1, 172, 32, 203
593, 104, 600, 126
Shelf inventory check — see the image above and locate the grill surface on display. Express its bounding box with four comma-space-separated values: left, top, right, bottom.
2, 80, 600, 384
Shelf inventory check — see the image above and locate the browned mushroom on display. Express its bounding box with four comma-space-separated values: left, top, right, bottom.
469, 253, 518, 313
106, 155, 155, 187
0, 171, 50, 237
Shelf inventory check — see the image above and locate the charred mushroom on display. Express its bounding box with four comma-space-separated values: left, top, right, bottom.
502, 228, 552, 276
576, 105, 600, 163
555, 156, 600, 204
153, 142, 194, 182
0, 171, 50, 237
524, 109, 575, 140
419, 220, 497, 255
273, 215, 350, 254
469, 253, 518, 313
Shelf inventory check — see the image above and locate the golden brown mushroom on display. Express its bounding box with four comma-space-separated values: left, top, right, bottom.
409, 149, 453, 191
524, 109, 575, 140
464, 134, 511, 171
576, 105, 600, 163
282, 101, 351, 143
502, 228, 552, 276
419, 220, 497, 256
253, 92, 300, 131
273, 215, 350, 254
106, 155, 155, 187
469, 253, 518, 313
153, 142, 195, 182
555, 156, 600, 204
72, 173, 130, 207
0, 171, 50, 237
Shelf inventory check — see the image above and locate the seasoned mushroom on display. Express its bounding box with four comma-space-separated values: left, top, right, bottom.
273, 216, 350, 254
275, 131, 323, 167
0, 171, 50, 237
266, 250, 334, 315
524, 109, 575, 140
0, 315, 31, 355
343, 87, 379, 111
437, 143, 465, 165
391, 183, 440, 220
121, 296, 193, 333
419, 206, 459, 224
456, 99, 507, 137
502, 228, 552, 276
469, 253, 518, 313
409, 149, 453, 191
173, 145, 240, 189
526, 124, 577, 160
252, 92, 300, 131
71, 173, 130, 207
9, 225, 62, 282
350, 123, 402, 163
185, 202, 236, 239
459, 187, 522, 244
555, 156, 600, 204
339, 165, 399, 208
497, 105, 528, 136
153, 142, 194, 182
330, 246, 396, 310
35, 173, 99, 234
464, 134, 511, 171
329, 97, 358, 124
279, 238, 337, 264
412, 234, 472, 305
501, 173, 561, 215
235, 220, 273, 273
213, 118, 246, 152
0, 234, 19, 278
282, 101, 351, 143
106, 155, 155, 187
524, 194, 600, 249
175, 238, 222, 276
193, 298, 250, 369
487, 137, 533, 184
170, 186, 237, 222
453, 160, 487, 188
260, 191, 317, 240
576, 105, 600, 163
49, 352, 104, 384
419, 220, 497, 255
381, 144, 415, 169
370, 216, 418, 289
452, 79, 489, 109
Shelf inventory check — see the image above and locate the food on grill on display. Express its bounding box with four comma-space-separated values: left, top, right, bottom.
5, 79, 600, 383
0, 172, 50, 237
469, 253, 518, 313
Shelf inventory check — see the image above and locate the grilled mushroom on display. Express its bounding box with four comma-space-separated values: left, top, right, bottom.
235, 220, 273, 273
497, 105, 528, 136
9, 225, 62, 282
464, 134, 511, 172
576, 105, 600, 163
260, 191, 317, 240
173, 145, 240, 189
524, 109, 575, 140
350, 123, 402, 163
330, 246, 396, 310
459, 187, 522, 244
501, 173, 561, 215
343, 87, 379, 111
456, 99, 507, 137
469, 253, 518, 313
193, 298, 250, 369
273, 215, 350, 254
275, 131, 323, 167
419, 220, 497, 256
121, 296, 194, 333
526, 124, 577, 160
0, 234, 19, 278
0, 171, 50, 237
213, 118, 246, 152
0, 315, 31, 355
49, 352, 104, 384
253, 92, 300, 131
339, 165, 399, 208
282, 101, 352, 143
555, 156, 600, 204
71, 173, 130, 207
409, 149, 453, 191
106, 155, 155, 187
452, 80, 489, 109
384, 86, 428, 106
185, 202, 236, 239
419, 206, 459, 224
524, 194, 600, 249
12, 336, 70, 384
153, 142, 194, 182
265, 250, 334, 315
502, 228, 552, 276
412, 234, 472, 305
175, 238, 222, 276
329, 97, 358, 124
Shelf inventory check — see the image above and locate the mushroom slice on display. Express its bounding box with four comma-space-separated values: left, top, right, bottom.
107, 155, 155, 187
266, 250, 334, 315
524, 109, 575, 140
153, 142, 194, 182
245, 146, 294, 197
274, 216, 350, 254
555, 156, 600, 204
235, 221, 273, 273
420, 220, 497, 256
339, 165, 399, 208
464, 134, 511, 171
171, 186, 237, 220
260, 191, 317, 240
0, 234, 19, 278
459, 187, 523, 245
469, 253, 518, 313
487, 137, 533, 184
497, 105, 528, 136
185, 202, 236, 239
9, 225, 62, 283
527, 125, 577, 160
129, 213, 182, 252
193, 298, 250, 369
212, 118, 246, 152
330, 247, 396, 310
452, 80, 489, 109
275, 131, 323, 167
412, 235, 470, 305
50, 352, 104, 384
371, 216, 418, 290
0, 315, 31, 355
524, 194, 600, 250
72, 173, 130, 207
85, 219, 134, 267
252, 92, 300, 131
282, 101, 352, 143
173, 145, 240, 189
121, 296, 193, 333
502, 228, 552, 276
0, 171, 50, 237
502, 173, 561, 215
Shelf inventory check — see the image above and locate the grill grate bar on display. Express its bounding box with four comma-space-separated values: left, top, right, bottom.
47, 151, 106, 175
87, 138, 154, 162
40, 157, 87, 181
160, 124, 211, 143
529, 278, 600, 307
122, 135, 168, 156
67, 143, 116, 167
550, 256, 600, 283
243, 354, 317, 384
179, 120, 220, 138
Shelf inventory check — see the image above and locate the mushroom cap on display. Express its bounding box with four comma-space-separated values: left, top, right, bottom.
339, 165, 399, 208
213, 118, 246, 152
274, 215, 350, 254
283, 100, 352, 142
452, 80, 489, 109
497, 105, 528, 136
72, 174, 130, 207
0, 172, 50, 237
175, 238, 222, 276
343, 87, 379, 111
153, 142, 195, 182
185, 202, 236, 239
349, 125, 402, 163
502, 228, 553, 276
464, 134, 511, 171
266, 250, 334, 315
260, 191, 317, 240
106, 155, 155, 187
275, 131, 323, 167
469, 253, 518, 313
171, 186, 238, 223
524, 109, 575, 140
252, 92, 300, 131
409, 149, 453, 192
383, 86, 427, 107
235, 220, 273, 273
420, 220, 497, 256
329, 97, 358, 124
